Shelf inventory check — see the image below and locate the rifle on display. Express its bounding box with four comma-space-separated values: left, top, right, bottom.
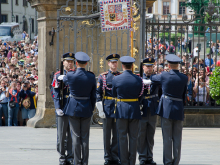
139, 59, 143, 78
59, 59, 64, 109
50, 71, 54, 89
139, 59, 144, 113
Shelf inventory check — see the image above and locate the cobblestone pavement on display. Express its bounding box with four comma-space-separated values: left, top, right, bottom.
0, 127, 219, 165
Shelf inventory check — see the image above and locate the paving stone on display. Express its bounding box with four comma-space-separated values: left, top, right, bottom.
0, 127, 219, 165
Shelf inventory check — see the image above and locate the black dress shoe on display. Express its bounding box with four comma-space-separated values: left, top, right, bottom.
66, 160, 74, 165
59, 162, 66, 165
110, 160, 121, 165
117, 160, 121, 165
139, 160, 146, 165
104, 160, 111, 165
146, 159, 157, 165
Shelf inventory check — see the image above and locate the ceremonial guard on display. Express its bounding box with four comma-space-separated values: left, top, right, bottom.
138, 58, 159, 165
112, 56, 144, 165
151, 54, 188, 165
96, 54, 121, 165
51, 53, 75, 165
63, 52, 96, 165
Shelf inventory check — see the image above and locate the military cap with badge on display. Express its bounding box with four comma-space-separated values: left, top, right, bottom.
106, 53, 120, 62
62, 52, 75, 61
143, 57, 155, 66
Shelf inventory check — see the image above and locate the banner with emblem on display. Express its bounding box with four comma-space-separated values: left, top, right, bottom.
100, 0, 131, 32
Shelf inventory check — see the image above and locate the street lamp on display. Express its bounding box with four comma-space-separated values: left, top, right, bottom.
22, 15, 26, 31
29, 17, 32, 40
12, 15, 15, 22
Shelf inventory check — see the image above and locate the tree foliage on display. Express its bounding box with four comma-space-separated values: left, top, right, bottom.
209, 66, 220, 105
184, 0, 209, 16
184, 0, 218, 34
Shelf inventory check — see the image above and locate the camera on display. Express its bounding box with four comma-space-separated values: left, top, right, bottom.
4, 85, 6, 89
23, 84, 27, 88
13, 74, 18, 79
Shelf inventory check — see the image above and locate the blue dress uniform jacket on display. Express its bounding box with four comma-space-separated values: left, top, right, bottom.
96, 70, 121, 118
112, 70, 143, 120
142, 73, 160, 117
151, 70, 188, 121
51, 70, 70, 115
63, 68, 96, 118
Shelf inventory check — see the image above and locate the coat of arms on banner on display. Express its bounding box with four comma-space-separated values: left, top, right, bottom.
100, 0, 131, 32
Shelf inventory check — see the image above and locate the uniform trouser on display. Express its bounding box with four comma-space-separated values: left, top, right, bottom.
57, 116, 73, 163
103, 118, 119, 161
161, 117, 183, 165
68, 116, 91, 165
117, 118, 139, 165
138, 110, 157, 162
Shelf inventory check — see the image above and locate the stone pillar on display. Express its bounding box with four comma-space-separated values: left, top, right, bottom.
27, 0, 68, 128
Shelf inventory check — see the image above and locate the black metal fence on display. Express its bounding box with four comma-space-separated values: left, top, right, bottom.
145, 4, 220, 108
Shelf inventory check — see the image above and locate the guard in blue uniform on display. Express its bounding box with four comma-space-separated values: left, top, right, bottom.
151, 54, 188, 165
96, 54, 121, 165
112, 56, 144, 165
63, 52, 96, 165
138, 58, 159, 165
51, 52, 75, 165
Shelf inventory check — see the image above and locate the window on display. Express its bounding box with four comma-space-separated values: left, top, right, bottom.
23, 0, 28, 7
15, 0, 19, 5
32, 18, 34, 33
1, 15, 8, 22
1, 0, 7, 3
16, 15, 19, 23
179, 2, 186, 15
148, 7, 152, 14
163, 2, 170, 15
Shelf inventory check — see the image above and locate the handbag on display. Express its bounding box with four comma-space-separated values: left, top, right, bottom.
9, 100, 16, 108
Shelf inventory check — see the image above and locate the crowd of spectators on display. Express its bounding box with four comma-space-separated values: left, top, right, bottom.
145, 35, 219, 106
0, 32, 38, 126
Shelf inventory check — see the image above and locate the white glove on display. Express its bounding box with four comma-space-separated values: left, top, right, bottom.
96, 101, 106, 118
58, 75, 65, 80
143, 79, 152, 85
56, 109, 64, 116
99, 111, 106, 119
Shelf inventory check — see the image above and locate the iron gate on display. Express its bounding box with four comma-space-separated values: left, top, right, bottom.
56, 0, 146, 124
145, 3, 220, 108
56, 0, 146, 74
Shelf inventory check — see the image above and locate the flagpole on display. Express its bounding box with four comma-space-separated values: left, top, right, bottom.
130, 0, 134, 73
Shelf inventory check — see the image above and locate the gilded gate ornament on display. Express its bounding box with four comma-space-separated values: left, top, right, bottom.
100, 58, 104, 68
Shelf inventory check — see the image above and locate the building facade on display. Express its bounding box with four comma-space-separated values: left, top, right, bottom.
152, 0, 191, 19
1, 0, 38, 38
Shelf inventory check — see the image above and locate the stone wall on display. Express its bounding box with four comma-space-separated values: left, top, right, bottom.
156, 108, 220, 127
